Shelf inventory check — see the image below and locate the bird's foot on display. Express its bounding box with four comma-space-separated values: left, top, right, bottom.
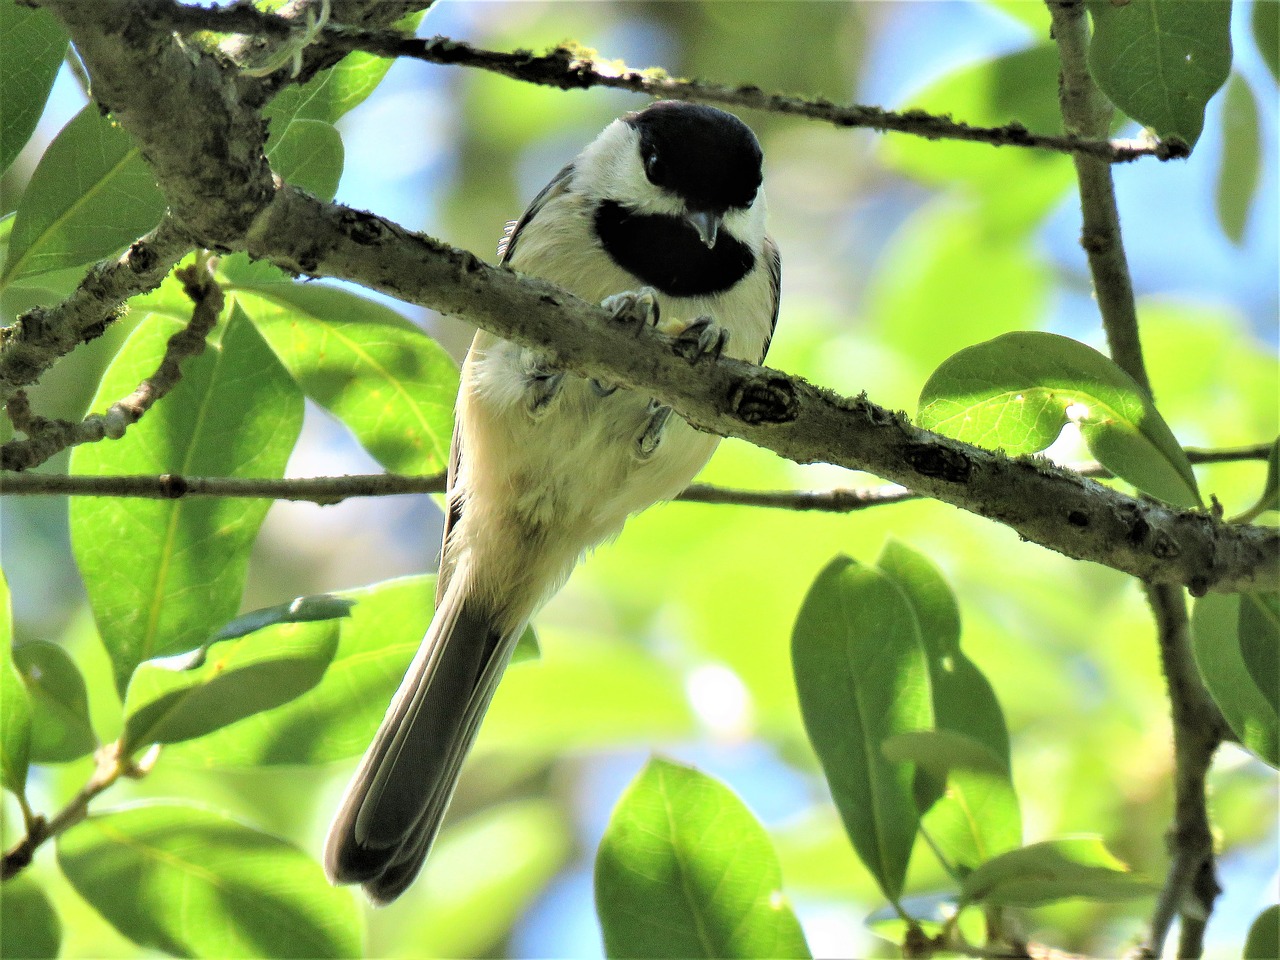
664, 315, 729, 364
633, 399, 675, 461
520, 349, 565, 418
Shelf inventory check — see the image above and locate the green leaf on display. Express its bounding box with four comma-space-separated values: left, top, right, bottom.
1235, 436, 1280, 522
1192, 593, 1279, 766
595, 757, 811, 959
264, 9, 425, 126
1087, 0, 1233, 147
881, 730, 1006, 779
1238, 592, 1279, 716
1254, 0, 1279, 82
70, 306, 304, 695
1216, 74, 1262, 245
919, 331, 1202, 508
0, 569, 32, 794
121, 619, 339, 752
791, 555, 932, 901
266, 117, 344, 201
57, 803, 362, 958
0, 0, 67, 176
14, 640, 97, 763
0, 873, 61, 960
875, 540, 960, 659
959, 837, 1155, 907
1, 105, 166, 285
233, 282, 457, 474
1245, 904, 1280, 959
213, 594, 356, 643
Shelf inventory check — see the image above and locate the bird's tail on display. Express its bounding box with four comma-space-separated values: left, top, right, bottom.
324, 576, 515, 904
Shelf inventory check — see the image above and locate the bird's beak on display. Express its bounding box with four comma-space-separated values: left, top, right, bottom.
686, 210, 722, 249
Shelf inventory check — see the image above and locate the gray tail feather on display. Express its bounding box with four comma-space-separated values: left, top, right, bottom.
324, 578, 516, 904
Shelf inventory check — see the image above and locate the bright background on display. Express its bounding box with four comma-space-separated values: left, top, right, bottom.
2, 2, 1277, 957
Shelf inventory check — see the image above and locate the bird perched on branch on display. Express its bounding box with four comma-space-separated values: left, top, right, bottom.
325, 99, 780, 903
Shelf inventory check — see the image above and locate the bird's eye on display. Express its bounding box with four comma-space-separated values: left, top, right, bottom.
643, 150, 666, 186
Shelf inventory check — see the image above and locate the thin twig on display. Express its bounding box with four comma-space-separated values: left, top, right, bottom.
1047, 2, 1227, 955
0, 445, 1270, 507
1, 260, 223, 472
157, 4, 1180, 163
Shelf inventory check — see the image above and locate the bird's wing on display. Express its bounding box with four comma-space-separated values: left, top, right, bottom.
497, 162, 576, 264
759, 235, 782, 364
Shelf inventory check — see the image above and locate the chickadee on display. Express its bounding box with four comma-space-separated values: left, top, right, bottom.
325, 100, 780, 903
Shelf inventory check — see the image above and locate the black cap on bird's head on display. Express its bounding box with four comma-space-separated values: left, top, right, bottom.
624, 101, 763, 239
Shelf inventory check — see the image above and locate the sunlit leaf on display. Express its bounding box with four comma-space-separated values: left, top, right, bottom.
1216, 74, 1262, 245
1192, 593, 1279, 767
266, 117, 344, 201
14, 640, 97, 762
0, 873, 61, 960
121, 619, 339, 752
0, 0, 67, 175
1245, 904, 1280, 959
70, 307, 304, 695
233, 282, 457, 474
595, 757, 811, 959
1086, 0, 1232, 147
1, 105, 166, 285
0, 569, 31, 793
882, 730, 1006, 779
57, 803, 362, 957
959, 837, 1154, 907
919, 331, 1201, 508
792, 556, 932, 902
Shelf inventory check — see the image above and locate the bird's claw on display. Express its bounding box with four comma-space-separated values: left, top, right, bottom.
602, 287, 660, 334
668, 315, 728, 364
633, 399, 674, 461
520, 349, 565, 418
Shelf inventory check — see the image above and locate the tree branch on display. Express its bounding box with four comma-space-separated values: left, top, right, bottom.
2, 261, 223, 471
157, 3, 1182, 163
11, 0, 1279, 597
1047, 3, 1228, 955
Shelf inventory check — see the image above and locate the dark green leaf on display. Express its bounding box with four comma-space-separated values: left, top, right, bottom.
70, 305, 304, 695
1216, 74, 1262, 245
122, 619, 339, 751
792, 556, 932, 901
595, 757, 811, 959
214, 594, 355, 643
265, 117, 343, 201
1, 105, 166, 285
14, 640, 97, 763
0, 0, 67, 175
233, 282, 457, 474
1087, 0, 1233, 147
959, 837, 1155, 907
1245, 904, 1280, 959
1192, 593, 1279, 767
57, 803, 362, 958
1254, 0, 1279, 82
0, 569, 31, 793
1239, 592, 1279, 715
919, 331, 1201, 508
0, 873, 61, 960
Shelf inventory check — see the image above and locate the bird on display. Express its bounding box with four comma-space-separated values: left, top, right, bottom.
324, 99, 781, 903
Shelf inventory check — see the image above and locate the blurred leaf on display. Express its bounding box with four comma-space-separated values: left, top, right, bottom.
121, 619, 339, 752
792, 556, 932, 902
1238, 592, 1279, 716
1257, 0, 1279, 81
0, 105, 166, 285
959, 837, 1154, 907
984, 0, 1051, 31
233, 282, 457, 474
384, 801, 572, 958
1216, 74, 1262, 245
1192, 593, 1279, 767
0, 0, 67, 176
883, 45, 1073, 232
919, 331, 1202, 508
595, 757, 811, 959
70, 307, 304, 695
1086, 0, 1232, 147
0, 873, 61, 960
264, 9, 425, 126
0, 569, 31, 794
882, 730, 1006, 778
1245, 904, 1280, 959
14, 640, 97, 762
57, 803, 362, 957
266, 117, 344, 201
